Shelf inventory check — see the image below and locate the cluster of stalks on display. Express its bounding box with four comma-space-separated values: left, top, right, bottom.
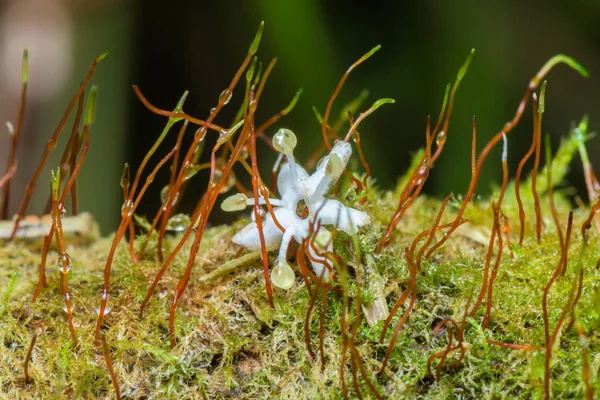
5, 22, 600, 399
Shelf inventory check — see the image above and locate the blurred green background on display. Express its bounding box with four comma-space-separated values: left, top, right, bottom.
1, 0, 599, 233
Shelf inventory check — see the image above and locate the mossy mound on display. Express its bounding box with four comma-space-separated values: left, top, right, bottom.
1, 158, 600, 398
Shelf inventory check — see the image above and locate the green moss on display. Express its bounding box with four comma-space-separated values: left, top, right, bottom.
1, 148, 600, 398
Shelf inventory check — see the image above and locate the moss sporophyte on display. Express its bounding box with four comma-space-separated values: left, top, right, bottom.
1, 22, 599, 399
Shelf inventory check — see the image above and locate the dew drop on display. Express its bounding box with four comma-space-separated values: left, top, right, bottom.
271, 262, 295, 289
95, 291, 112, 316
62, 293, 73, 313
57, 253, 72, 274
219, 89, 233, 105
166, 213, 190, 232
214, 168, 236, 193
160, 185, 179, 208
210, 107, 216, 114
121, 199, 133, 217
184, 162, 202, 181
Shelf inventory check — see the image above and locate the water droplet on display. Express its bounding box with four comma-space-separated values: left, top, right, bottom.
166, 213, 190, 232
95, 291, 112, 316
184, 163, 202, 181
219, 89, 233, 105
121, 199, 133, 217
160, 185, 179, 209
271, 262, 295, 289
57, 253, 71, 274
214, 168, 236, 193
60, 207, 67, 220
62, 293, 73, 313
209, 107, 216, 114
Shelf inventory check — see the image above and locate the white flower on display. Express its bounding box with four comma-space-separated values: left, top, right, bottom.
222, 129, 370, 289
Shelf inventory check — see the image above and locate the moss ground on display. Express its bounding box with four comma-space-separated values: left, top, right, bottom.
1, 152, 600, 399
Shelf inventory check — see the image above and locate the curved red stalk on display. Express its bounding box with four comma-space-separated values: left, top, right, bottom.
469, 200, 500, 319
132, 85, 224, 133
95, 148, 175, 345
425, 55, 585, 258
23, 332, 37, 383
33, 125, 91, 302
576, 323, 594, 400
322, 46, 380, 151
9, 50, 109, 240
0, 165, 17, 188
1, 49, 28, 219
515, 93, 539, 245
581, 197, 600, 241
42, 91, 85, 215
545, 135, 566, 274
102, 335, 122, 400
482, 203, 504, 330
542, 211, 573, 400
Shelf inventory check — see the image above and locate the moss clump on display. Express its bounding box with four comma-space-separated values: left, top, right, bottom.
1, 137, 600, 399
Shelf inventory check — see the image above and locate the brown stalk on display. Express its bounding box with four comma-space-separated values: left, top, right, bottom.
137, 121, 189, 260
531, 84, 546, 243
0, 165, 17, 188
321, 46, 380, 151
576, 323, 594, 400
378, 51, 476, 252
480, 137, 509, 329
581, 197, 600, 241
95, 147, 175, 345
166, 53, 270, 347
379, 248, 417, 373
33, 124, 91, 302
468, 200, 501, 319
542, 211, 573, 400
102, 335, 122, 400
425, 52, 587, 258
416, 194, 455, 271
9, 50, 109, 240
132, 85, 224, 133
1, 49, 28, 219
23, 332, 37, 383
42, 91, 85, 215
53, 173, 78, 344
545, 134, 566, 274
482, 202, 504, 330
515, 93, 539, 245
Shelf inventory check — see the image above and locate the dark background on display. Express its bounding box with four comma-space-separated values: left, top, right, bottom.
1, 0, 599, 232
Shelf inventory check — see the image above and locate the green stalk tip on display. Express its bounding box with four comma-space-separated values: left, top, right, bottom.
312, 106, 324, 124
174, 91, 189, 114
348, 45, 381, 72
120, 163, 130, 189
544, 133, 552, 165
51, 168, 61, 199
21, 48, 28, 84
84, 85, 98, 127
246, 56, 258, 85
456, 49, 475, 82
248, 22, 265, 56
557, 54, 589, 78
538, 81, 547, 114
283, 88, 303, 114
97, 47, 113, 63
372, 98, 395, 109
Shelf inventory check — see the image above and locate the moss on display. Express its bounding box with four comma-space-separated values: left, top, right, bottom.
2, 146, 600, 399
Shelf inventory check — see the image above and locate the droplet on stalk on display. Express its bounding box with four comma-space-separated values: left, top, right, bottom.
271, 262, 295, 289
